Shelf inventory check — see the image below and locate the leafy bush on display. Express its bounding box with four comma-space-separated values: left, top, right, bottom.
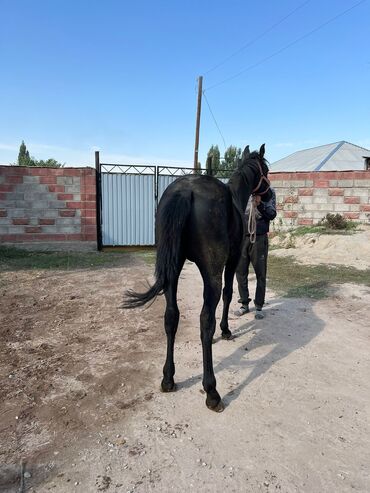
320, 213, 356, 230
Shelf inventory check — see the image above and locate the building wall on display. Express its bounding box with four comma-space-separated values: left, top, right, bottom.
0, 166, 96, 242
269, 170, 370, 228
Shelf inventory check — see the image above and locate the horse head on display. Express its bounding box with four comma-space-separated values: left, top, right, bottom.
238, 144, 272, 202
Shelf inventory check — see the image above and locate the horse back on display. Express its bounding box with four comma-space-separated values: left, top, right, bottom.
161, 175, 240, 264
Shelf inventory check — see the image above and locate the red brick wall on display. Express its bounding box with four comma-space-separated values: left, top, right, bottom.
0, 166, 96, 242
269, 170, 370, 228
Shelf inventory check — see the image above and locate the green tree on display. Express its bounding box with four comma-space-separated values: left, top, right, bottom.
16, 141, 63, 167
205, 145, 221, 176
221, 145, 241, 172
17, 140, 33, 166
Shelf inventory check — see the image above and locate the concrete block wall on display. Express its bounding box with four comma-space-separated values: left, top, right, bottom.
0, 166, 96, 242
269, 171, 370, 229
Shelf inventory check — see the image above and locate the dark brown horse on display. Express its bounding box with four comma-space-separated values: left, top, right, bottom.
124, 145, 272, 411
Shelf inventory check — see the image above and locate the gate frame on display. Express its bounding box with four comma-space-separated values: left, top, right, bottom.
95, 155, 233, 250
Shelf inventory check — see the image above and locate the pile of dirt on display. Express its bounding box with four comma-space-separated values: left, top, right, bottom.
270, 227, 370, 270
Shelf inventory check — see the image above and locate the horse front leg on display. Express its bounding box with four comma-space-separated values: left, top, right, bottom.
220, 256, 239, 339
200, 278, 224, 412
161, 281, 180, 392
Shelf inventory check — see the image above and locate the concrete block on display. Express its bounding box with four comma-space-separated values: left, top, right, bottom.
0, 217, 11, 225
0, 176, 4, 184
57, 176, 75, 185
7, 209, 26, 218
24, 200, 49, 209
326, 196, 344, 204
56, 225, 81, 234
24, 192, 56, 201
48, 201, 66, 209
304, 203, 318, 211
316, 203, 334, 211
1, 201, 17, 208
298, 196, 314, 204
304, 180, 314, 187
41, 226, 58, 234
312, 212, 326, 220
349, 204, 360, 212
56, 217, 81, 226
64, 185, 80, 194
337, 180, 353, 187
283, 180, 306, 187
334, 204, 351, 212
313, 188, 328, 196
14, 183, 49, 192
72, 177, 81, 184
313, 196, 328, 204
0, 225, 9, 233
8, 225, 26, 234
23, 176, 40, 183
6, 193, 24, 201
38, 209, 59, 218
344, 188, 369, 197
354, 179, 370, 187
329, 180, 338, 187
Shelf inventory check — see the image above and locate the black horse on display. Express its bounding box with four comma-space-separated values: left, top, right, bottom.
124, 145, 272, 412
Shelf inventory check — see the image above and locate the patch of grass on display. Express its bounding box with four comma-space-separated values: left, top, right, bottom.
290, 225, 326, 236
0, 246, 129, 271
268, 255, 370, 299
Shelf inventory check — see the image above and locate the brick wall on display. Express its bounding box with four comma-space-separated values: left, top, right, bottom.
0, 166, 96, 242
269, 170, 370, 228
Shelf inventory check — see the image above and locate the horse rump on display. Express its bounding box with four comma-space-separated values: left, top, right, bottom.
123, 186, 192, 308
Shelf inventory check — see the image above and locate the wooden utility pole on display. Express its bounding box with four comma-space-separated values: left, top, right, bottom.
193, 76, 203, 170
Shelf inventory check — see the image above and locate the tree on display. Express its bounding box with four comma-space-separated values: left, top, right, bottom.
16, 141, 63, 167
205, 145, 221, 176
17, 140, 33, 166
221, 145, 241, 172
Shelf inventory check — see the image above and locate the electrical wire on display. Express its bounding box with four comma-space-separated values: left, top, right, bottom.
204, 0, 311, 76
205, 0, 367, 92
202, 91, 227, 150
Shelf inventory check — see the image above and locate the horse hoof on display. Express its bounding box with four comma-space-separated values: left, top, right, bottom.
161, 382, 177, 393
221, 331, 234, 340
206, 400, 225, 413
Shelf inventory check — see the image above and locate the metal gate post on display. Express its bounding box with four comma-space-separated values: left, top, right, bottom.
95, 151, 103, 251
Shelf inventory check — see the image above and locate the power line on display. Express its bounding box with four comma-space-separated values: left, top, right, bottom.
205, 0, 367, 92
204, 0, 311, 76
202, 91, 227, 150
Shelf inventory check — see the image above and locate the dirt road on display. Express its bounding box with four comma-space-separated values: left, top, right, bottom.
1, 256, 369, 492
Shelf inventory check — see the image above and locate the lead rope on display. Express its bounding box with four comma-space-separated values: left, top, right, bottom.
248, 198, 257, 244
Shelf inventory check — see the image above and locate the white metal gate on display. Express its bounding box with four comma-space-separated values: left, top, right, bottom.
97, 159, 232, 248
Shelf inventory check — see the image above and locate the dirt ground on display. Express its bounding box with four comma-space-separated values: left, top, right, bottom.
271, 227, 370, 270
1, 246, 370, 492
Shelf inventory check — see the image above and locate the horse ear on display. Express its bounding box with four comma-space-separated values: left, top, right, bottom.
259, 144, 265, 159
242, 145, 250, 161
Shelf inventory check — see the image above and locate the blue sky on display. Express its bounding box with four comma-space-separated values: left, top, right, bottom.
1, 0, 369, 167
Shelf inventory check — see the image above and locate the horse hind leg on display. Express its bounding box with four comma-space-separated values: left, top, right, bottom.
161, 270, 182, 393
199, 273, 224, 412
220, 255, 239, 339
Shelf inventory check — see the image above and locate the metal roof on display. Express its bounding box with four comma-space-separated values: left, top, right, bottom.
270, 141, 370, 172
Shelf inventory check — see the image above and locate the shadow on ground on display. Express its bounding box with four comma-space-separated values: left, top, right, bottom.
176, 297, 325, 409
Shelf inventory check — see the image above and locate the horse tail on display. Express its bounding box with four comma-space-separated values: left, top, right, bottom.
123, 188, 192, 308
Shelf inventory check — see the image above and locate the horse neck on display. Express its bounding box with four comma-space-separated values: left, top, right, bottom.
228, 165, 256, 211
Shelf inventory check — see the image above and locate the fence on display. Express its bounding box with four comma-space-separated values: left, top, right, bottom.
269, 170, 370, 229
0, 165, 96, 243
97, 156, 232, 248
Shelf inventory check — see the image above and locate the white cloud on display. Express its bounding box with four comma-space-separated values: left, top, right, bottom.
0, 141, 193, 168
0, 143, 18, 151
